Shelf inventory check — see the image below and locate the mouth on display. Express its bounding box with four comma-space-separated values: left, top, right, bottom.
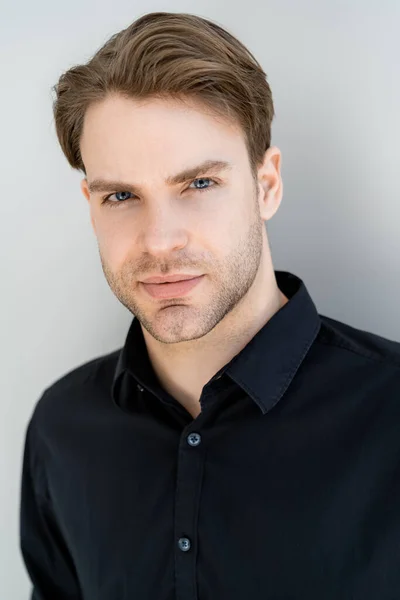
141, 275, 204, 299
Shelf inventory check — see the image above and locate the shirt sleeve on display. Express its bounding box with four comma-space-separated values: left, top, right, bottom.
19, 413, 83, 600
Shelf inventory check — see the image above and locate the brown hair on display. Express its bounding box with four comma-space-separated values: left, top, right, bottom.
52, 12, 275, 181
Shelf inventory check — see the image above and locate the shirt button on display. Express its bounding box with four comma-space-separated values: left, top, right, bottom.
178, 537, 191, 552
137, 384, 144, 392
187, 432, 201, 446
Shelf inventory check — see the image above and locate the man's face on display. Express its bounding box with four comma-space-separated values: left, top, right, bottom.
80, 94, 272, 344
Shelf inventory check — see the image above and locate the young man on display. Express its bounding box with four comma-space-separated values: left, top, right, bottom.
20, 11, 400, 599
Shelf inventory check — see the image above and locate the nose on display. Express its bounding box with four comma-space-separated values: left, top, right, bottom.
139, 204, 189, 256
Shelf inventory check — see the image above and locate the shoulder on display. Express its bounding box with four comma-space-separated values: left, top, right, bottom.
317, 313, 400, 372
29, 348, 121, 432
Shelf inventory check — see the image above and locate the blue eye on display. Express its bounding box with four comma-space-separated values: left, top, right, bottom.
101, 190, 135, 208
101, 177, 218, 209
188, 177, 216, 192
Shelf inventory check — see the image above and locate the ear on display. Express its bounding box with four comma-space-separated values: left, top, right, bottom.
256, 146, 283, 222
80, 178, 96, 234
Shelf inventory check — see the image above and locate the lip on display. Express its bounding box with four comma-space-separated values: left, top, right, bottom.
141, 275, 204, 299
141, 273, 202, 284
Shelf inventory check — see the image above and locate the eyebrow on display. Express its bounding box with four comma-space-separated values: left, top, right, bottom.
87, 159, 233, 195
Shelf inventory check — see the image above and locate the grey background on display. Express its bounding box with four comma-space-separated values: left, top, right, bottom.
1, 0, 399, 597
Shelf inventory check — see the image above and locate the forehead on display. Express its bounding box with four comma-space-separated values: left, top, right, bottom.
80, 94, 248, 178
82, 93, 240, 136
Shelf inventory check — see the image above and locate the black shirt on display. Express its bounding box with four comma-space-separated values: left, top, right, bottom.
19, 270, 400, 600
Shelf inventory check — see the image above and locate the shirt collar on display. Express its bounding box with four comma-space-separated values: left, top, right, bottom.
111, 270, 321, 414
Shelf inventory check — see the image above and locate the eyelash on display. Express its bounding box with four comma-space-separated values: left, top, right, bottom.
101, 177, 219, 209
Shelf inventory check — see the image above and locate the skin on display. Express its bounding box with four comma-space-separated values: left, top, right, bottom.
80, 93, 289, 419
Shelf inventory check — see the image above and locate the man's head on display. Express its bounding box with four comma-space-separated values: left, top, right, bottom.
52, 12, 283, 345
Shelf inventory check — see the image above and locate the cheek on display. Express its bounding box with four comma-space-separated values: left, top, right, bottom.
94, 223, 134, 268
224, 206, 250, 240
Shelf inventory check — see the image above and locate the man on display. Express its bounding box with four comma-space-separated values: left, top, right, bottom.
20, 11, 400, 600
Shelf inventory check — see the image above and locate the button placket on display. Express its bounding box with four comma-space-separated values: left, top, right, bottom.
174, 425, 205, 598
